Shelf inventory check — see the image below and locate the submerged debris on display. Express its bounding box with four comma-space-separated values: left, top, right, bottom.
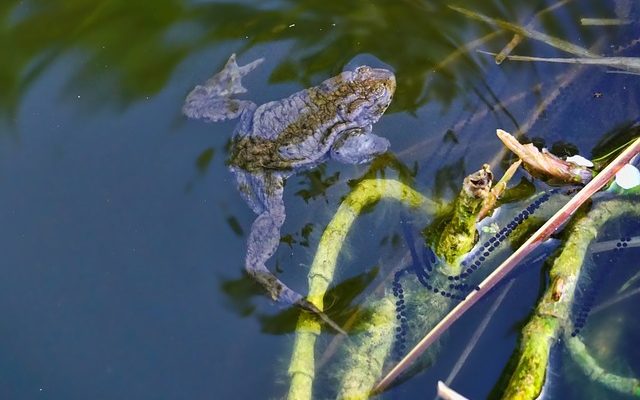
478, 51, 640, 75
496, 129, 594, 185
449, 5, 598, 58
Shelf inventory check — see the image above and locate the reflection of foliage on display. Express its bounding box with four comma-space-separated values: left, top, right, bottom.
499, 177, 536, 204
220, 271, 263, 317
195, 147, 215, 174
220, 267, 378, 335
1, 0, 190, 117
294, 165, 340, 203
226, 216, 244, 237
0, 0, 616, 120
348, 153, 417, 189
591, 120, 640, 166
258, 267, 378, 335
433, 157, 466, 200
281, 223, 314, 249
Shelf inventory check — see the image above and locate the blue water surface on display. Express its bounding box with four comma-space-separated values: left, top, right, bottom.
1, 0, 639, 399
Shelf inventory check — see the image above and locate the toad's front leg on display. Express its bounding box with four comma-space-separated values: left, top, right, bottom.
330, 126, 390, 165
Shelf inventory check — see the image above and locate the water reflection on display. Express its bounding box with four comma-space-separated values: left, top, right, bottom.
220, 267, 378, 335
1, 0, 623, 120
2, 0, 640, 398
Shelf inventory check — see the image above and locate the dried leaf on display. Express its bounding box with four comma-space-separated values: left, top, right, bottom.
496, 129, 593, 184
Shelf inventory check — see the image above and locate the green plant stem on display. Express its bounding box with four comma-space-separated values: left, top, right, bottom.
565, 335, 640, 396
337, 166, 494, 399
432, 164, 492, 269
502, 198, 640, 400
286, 179, 435, 400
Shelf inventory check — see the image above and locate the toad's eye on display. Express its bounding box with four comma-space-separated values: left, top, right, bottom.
355, 66, 371, 74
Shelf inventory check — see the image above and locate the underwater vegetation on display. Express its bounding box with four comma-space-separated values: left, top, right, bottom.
285, 131, 640, 400
3, 0, 640, 399
278, 3, 640, 399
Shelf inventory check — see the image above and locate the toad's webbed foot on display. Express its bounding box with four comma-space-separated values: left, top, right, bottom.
183, 54, 263, 122
250, 269, 346, 335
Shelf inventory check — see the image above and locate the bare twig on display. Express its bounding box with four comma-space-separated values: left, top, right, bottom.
437, 381, 470, 400
449, 5, 598, 58
439, 279, 514, 392
496, 0, 574, 64
581, 18, 631, 26
479, 50, 640, 74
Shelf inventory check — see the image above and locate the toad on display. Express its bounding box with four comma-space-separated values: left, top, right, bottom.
183, 54, 395, 332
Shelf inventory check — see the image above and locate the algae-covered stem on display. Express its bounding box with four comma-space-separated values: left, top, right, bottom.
503, 199, 640, 399
287, 179, 436, 400
335, 166, 493, 400
288, 164, 495, 400
373, 135, 640, 394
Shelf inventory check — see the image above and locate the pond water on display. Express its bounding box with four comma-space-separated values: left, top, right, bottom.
1, 0, 639, 399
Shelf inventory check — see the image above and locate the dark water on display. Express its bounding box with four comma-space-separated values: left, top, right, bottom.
1, 0, 639, 399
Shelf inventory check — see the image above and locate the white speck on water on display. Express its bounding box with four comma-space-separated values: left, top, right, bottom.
615, 164, 640, 189
288, 23, 295, 28
77, 95, 81, 99
566, 155, 594, 167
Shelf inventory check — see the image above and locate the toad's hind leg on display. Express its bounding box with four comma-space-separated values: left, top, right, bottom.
236, 170, 346, 334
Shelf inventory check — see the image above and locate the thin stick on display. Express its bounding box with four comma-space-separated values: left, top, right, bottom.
437, 381, 469, 400
496, 0, 574, 64
478, 50, 640, 74
373, 135, 640, 394
449, 5, 598, 58
581, 18, 631, 26
591, 286, 640, 315
440, 279, 514, 391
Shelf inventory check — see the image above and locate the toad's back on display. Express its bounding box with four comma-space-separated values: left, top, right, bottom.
229, 68, 395, 173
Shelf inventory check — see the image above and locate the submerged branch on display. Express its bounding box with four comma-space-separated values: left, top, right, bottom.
565, 335, 640, 397
495, 0, 574, 64
449, 5, 598, 58
336, 166, 494, 400
479, 51, 640, 74
429, 164, 493, 268
287, 179, 435, 400
374, 136, 640, 394
503, 199, 640, 399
